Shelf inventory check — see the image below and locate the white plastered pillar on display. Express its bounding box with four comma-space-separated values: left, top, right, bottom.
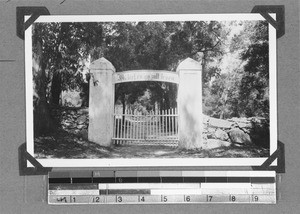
88, 57, 115, 147
177, 57, 203, 149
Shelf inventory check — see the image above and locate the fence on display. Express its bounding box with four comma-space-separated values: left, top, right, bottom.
112, 108, 178, 146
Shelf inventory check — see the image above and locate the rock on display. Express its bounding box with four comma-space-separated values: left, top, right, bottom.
77, 115, 86, 124
228, 128, 252, 145
73, 129, 80, 134
77, 124, 85, 129
230, 117, 248, 123
78, 129, 88, 140
205, 127, 215, 139
215, 129, 229, 141
62, 121, 71, 126
236, 122, 251, 129
77, 108, 88, 114
207, 133, 214, 139
207, 117, 232, 129
240, 127, 250, 134
229, 117, 252, 129
202, 139, 231, 149
68, 123, 77, 129
207, 127, 216, 133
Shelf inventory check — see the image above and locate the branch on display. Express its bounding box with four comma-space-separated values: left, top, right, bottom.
190, 39, 223, 57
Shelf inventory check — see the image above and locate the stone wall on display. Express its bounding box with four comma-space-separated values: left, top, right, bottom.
51, 105, 268, 150
51, 107, 89, 139
202, 115, 269, 149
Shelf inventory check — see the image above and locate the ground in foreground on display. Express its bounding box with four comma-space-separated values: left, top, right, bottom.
34, 130, 269, 159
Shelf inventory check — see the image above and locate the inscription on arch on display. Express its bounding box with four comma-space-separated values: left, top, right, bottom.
113, 70, 179, 84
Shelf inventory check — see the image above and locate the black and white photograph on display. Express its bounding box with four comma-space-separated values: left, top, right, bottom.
25, 14, 277, 167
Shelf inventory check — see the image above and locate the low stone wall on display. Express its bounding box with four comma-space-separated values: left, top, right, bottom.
51, 107, 89, 139
50, 107, 268, 149
202, 115, 269, 149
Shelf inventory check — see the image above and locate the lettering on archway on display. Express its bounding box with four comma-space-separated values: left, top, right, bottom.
88, 57, 203, 149
114, 70, 179, 84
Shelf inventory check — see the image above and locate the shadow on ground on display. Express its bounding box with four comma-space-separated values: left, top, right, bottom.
34, 130, 269, 159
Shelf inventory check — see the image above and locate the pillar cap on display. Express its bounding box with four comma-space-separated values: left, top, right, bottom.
176, 57, 202, 71
90, 57, 116, 72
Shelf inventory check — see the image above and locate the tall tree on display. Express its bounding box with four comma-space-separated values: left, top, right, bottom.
239, 20, 269, 118
32, 20, 228, 135
32, 22, 105, 135
32, 24, 54, 135
204, 71, 241, 119
105, 21, 225, 112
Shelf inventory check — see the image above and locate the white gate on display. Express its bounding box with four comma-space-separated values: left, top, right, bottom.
113, 108, 178, 146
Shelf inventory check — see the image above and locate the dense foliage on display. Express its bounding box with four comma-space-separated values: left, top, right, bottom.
203, 20, 269, 119
32, 20, 269, 135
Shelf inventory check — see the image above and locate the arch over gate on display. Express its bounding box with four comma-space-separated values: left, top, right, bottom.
113, 70, 179, 146
114, 70, 179, 84
88, 57, 203, 149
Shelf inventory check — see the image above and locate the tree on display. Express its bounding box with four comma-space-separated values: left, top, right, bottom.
32, 25, 54, 135
32, 22, 106, 135
204, 71, 241, 119
105, 21, 225, 113
203, 20, 270, 119
103, 22, 172, 113
32, 20, 228, 136
239, 20, 269, 118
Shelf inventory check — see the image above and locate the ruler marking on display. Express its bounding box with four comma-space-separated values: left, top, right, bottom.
48, 171, 276, 204
48, 193, 276, 204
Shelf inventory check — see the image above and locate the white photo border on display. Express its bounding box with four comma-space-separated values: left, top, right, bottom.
25, 14, 277, 167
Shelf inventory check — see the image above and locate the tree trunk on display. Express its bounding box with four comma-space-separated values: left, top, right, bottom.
80, 81, 89, 107
32, 38, 54, 136
51, 70, 62, 105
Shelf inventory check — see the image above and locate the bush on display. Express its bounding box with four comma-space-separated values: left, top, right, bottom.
249, 117, 270, 148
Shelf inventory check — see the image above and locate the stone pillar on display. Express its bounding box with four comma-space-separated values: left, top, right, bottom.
88, 57, 115, 147
176, 58, 203, 149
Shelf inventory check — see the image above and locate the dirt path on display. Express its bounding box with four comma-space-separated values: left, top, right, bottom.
34, 131, 269, 159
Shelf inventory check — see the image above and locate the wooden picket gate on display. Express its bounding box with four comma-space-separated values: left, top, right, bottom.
112, 108, 178, 146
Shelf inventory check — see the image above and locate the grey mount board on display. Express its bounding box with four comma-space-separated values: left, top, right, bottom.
0, 0, 299, 214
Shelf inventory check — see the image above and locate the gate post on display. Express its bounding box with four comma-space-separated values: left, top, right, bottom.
177, 58, 203, 149
88, 57, 115, 147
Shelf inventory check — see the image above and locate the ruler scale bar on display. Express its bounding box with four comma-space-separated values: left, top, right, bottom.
48, 171, 276, 204
48, 194, 276, 204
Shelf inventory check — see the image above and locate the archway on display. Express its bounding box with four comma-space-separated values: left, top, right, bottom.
88, 57, 203, 149
113, 70, 179, 146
